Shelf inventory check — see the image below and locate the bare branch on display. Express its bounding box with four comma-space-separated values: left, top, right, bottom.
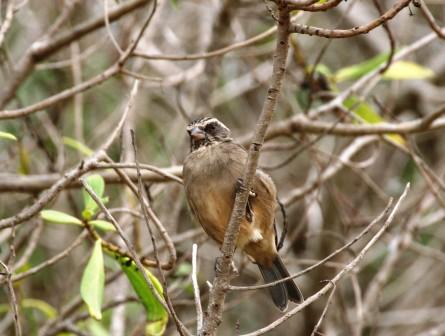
289, 0, 411, 38
192, 244, 203, 333
0, 260, 22, 336
200, 3, 292, 335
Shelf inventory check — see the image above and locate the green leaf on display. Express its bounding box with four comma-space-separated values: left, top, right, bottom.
81, 240, 104, 320
21, 298, 57, 319
0, 131, 17, 141
88, 220, 116, 232
63, 137, 94, 156
40, 210, 82, 226
18, 143, 30, 175
344, 96, 405, 147
344, 97, 382, 123
335, 53, 389, 82
82, 175, 106, 220
86, 319, 109, 336
383, 61, 434, 80
116, 255, 168, 329
146, 319, 167, 336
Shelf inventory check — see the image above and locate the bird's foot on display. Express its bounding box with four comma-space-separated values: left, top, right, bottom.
236, 178, 255, 223
235, 178, 256, 197
214, 257, 239, 277
235, 178, 246, 193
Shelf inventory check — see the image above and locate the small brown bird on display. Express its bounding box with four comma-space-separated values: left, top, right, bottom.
183, 117, 303, 311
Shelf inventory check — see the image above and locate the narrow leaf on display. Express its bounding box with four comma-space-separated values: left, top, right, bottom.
82, 174, 106, 220
344, 97, 405, 147
18, 144, 30, 175
21, 298, 57, 318
0, 131, 17, 141
116, 255, 168, 327
41, 210, 82, 226
87, 320, 109, 336
88, 220, 116, 232
81, 240, 104, 320
383, 61, 434, 80
335, 53, 389, 82
146, 319, 167, 336
63, 136, 94, 156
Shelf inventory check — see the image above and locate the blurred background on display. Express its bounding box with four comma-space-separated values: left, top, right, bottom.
1, 0, 445, 335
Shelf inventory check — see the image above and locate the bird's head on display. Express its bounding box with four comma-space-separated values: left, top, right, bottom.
186, 117, 232, 151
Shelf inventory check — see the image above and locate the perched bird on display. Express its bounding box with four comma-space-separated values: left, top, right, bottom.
183, 117, 303, 311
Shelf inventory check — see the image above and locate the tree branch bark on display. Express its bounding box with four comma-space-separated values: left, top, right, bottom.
199, 2, 291, 335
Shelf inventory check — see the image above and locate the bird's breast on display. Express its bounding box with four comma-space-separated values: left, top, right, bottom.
183, 144, 243, 243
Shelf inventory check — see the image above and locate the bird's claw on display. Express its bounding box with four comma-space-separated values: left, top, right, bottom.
214, 257, 239, 276
235, 178, 246, 193
235, 178, 255, 223
235, 178, 256, 197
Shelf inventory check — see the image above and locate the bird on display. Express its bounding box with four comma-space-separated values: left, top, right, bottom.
182, 117, 303, 311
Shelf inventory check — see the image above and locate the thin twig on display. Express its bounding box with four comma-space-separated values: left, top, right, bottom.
373, 0, 396, 74
310, 280, 336, 336
240, 183, 410, 336
0, 0, 157, 120
80, 178, 170, 313
0, 0, 14, 48
0, 0, 152, 109
102, 154, 177, 270
0, 260, 22, 336
289, 0, 411, 38
0, 78, 136, 229
230, 197, 393, 291
200, 4, 292, 335
131, 130, 190, 336
419, 0, 445, 39
192, 244, 203, 333
10, 230, 88, 283
104, 0, 124, 55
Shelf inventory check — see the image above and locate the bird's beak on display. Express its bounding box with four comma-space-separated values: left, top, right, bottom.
189, 127, 205, 141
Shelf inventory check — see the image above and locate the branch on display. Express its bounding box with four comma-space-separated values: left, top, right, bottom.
0, 80, 137, 229
81, 178, 170, 314
0, 260, 22, 336
266, 106, 445, 139
298, 0, 343, 12
419, 0, 445, 40
0, 0, 152, 109
230, 197, 392, 291
289, 0, 411, 38
9, 230, 88, 283
310, 281, 336, 336
131, 130, 189, 335
0, 0, 14, 48
0, 0, 156, 119
0, 165, 182, 193
192, 244, 203, 333
240, 184, 410, 336
199, 3, 291, 335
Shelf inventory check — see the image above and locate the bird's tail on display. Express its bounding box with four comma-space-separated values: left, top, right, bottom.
257, 255, 304, 311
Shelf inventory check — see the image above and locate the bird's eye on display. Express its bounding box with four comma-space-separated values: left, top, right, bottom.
205, 123, 217, 132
